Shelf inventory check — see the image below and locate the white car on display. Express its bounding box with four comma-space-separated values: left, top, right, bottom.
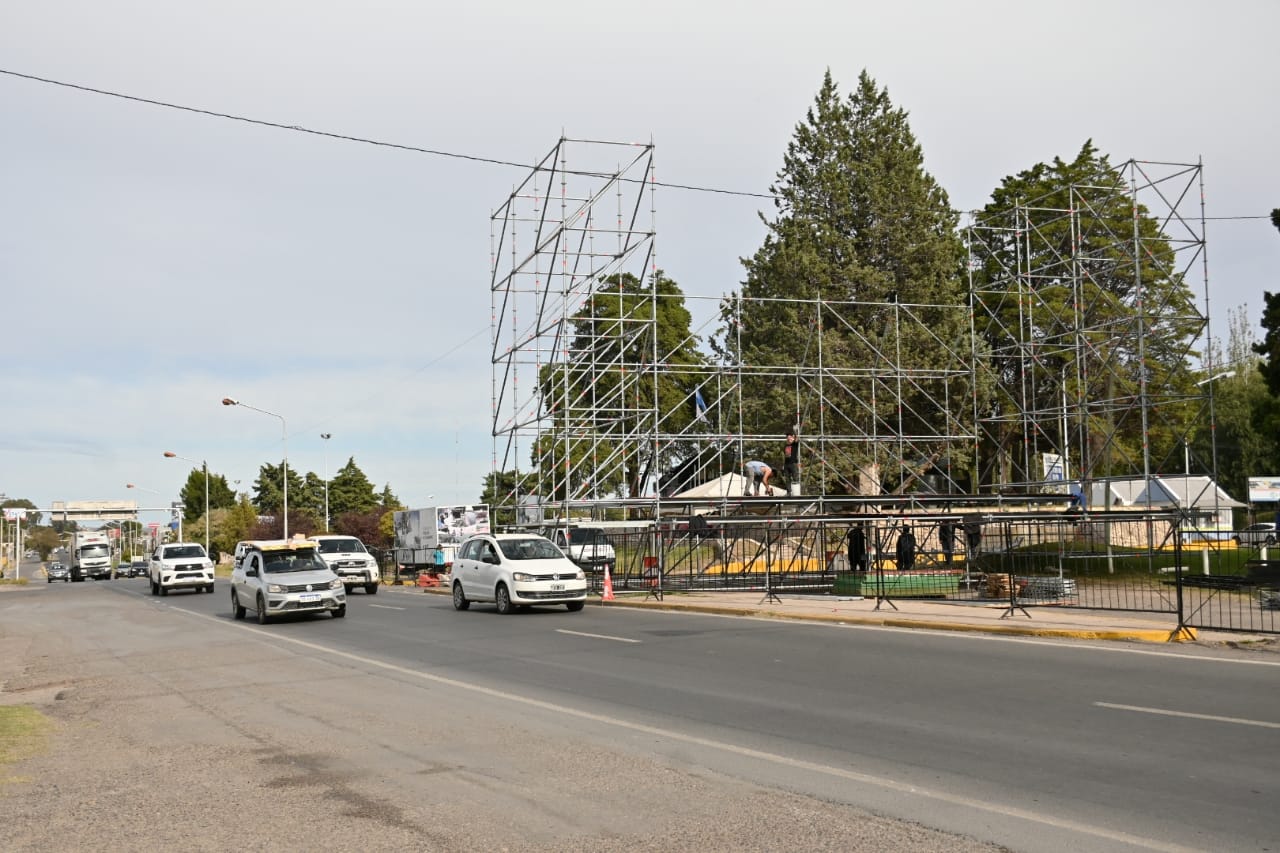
230, 539, 346, 624
149, 542, 215, 596
1234, 523, 1277, 547
451, 533, 588, 614
307, 534, 379, 594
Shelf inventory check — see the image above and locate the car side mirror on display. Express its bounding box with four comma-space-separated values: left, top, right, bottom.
246, 567, 259, 578
482, 554, 498, 565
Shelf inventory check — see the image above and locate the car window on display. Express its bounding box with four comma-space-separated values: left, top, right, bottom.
460, 541, 477, 560
261, 550, 327, 573
568, 529, 606, 545
499, 538, 562, 560
315, 538, 366, 554
163, 545, 207, 559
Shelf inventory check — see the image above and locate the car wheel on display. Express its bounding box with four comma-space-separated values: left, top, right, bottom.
451, 582, 470, 611
231, 589, 246, 620
495, 583, 514, 615
256, 595, 270, 625
344, 584, 354, 595
1267, 536, 1277, 547
47, 578, 52, 584
365, 582, 378, 595
206, 583, 215, 594
333, 605, 346, 619
159, 584, 168, 597
566, 601, 585, 612
150, 578, 158, 595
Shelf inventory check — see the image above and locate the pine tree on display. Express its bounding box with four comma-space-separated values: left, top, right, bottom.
724, 70, 970, 492
328, 457, 378, 517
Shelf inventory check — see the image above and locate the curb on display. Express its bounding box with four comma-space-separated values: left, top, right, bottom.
394, 585, 1194, 644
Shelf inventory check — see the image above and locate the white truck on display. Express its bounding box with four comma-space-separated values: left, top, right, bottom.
543, 525, 616, 574
71, 531, 112, 581
394, 504, 490, 575
307, 534, 380, 594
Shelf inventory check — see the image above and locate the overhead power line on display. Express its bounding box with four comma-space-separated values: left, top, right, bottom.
1, 67, 1271, 219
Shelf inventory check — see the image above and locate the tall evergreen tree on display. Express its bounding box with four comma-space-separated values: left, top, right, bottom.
328, 457, 378, 517
252, 461, 305, 515
723, 70, 970, 492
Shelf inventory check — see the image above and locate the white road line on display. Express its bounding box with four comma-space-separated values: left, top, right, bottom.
368, 604, 406, 611
555, 629, 640, 643
1095, 701, 1280, 729
171, 606, 1198, 853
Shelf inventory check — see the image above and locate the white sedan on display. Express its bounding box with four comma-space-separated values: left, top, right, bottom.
451, 533, 588, 614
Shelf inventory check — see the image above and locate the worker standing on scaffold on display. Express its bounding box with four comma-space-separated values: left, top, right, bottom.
783, 430, 801, 495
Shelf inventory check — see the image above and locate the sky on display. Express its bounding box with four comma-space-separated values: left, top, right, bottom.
3, 0, 1278, 528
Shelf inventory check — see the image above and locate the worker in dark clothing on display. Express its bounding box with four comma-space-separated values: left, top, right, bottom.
938, 519, 955, 564
896, 526, 917, 572
783, 432, 801, 494
847, 524, 867, 572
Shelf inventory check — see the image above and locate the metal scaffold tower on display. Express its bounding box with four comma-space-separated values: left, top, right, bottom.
491, 144, 1217, 522
966, 159, 1214, 496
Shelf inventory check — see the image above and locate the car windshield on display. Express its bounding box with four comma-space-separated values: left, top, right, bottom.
498, 538, 564, 561
568, 529, 607, 545
80, 545, 110, 558
315, 538, 365, 554
164, 545, 207, 559
261, 550, 327, 573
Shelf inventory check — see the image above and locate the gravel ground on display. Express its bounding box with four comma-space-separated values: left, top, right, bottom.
0, 586, 1007, 852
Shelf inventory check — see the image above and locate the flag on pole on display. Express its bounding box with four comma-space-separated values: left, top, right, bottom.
693, 387, 708, 422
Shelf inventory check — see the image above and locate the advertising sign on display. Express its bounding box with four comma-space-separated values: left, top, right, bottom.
1248, 477, 1280, 503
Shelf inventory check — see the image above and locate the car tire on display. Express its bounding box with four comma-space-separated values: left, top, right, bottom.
1267, 536, 1277, 547
365, 582, 378, 595
150, 578, 158, 596
566, 601, 585, 612
256, 595, 270, 625
452, 582, 470, 611
333, 605, 346, 619
47, 578, 52, 584
159, 584, 168, 597
231, 590, 246, 620
206, 583, 215, 594
494, 583, 514, 615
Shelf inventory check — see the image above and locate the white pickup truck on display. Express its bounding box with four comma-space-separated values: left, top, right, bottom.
543, 526, 616, 573
307, 535, 380, 594
149, 542, 215, 596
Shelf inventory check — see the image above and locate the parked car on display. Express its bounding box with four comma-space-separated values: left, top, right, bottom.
1234, 523, 1277, 547
130, 557, 149, 578
230, 539, 346, 624
451, 533, 587, 614
46, 563, 70, 583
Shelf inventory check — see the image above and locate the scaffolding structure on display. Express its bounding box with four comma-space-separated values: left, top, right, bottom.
490, 142, 1216, 522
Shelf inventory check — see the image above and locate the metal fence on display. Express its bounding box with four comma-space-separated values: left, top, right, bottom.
578, 511, 1279, 635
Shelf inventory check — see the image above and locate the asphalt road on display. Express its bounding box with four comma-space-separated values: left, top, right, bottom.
3, 578, 1277, 852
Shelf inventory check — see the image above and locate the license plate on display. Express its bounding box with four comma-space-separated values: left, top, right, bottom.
299, 593, 322, 603
550, 583, 565, 591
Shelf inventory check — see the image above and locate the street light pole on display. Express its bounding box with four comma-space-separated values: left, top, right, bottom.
163, 452, 209, 553
320, 433, 332, 532
222, 397, 289, 540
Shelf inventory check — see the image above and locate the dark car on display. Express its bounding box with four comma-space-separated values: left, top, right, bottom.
130, 559, 149, 578
47, 563, 71, 583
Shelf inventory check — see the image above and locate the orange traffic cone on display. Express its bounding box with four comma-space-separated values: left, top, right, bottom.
601, 565, 615, 602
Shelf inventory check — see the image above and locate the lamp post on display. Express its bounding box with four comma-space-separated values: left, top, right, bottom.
127, 483, 168, 547
320, 433, 332, 532
222, 397, 289, 540
163, 452, 209, 553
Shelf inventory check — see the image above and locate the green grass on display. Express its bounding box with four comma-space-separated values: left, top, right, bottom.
0, 706, 53, 777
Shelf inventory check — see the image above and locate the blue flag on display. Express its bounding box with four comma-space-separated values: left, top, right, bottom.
694, 387, 708, 421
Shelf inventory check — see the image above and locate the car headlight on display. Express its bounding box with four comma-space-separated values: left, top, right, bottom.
267, 583, 287, 593
511, 572, 533, 582
575, 569, 586, 580
329, 578, 343, 589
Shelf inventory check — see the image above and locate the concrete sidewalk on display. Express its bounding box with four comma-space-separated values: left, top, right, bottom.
405, 581, 1276, 645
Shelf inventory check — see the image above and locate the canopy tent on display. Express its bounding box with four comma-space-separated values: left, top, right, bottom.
673, 472, 788, 500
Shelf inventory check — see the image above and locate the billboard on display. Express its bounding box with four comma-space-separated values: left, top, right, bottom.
1248, 477, 1280, 503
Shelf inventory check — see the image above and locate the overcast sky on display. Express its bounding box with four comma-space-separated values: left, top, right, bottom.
3, 0, 1278, 527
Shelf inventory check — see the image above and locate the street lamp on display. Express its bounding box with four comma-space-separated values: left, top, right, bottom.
222, 397, 289, 540
164, 452, 209, 553
320, 433, 332, 532
127, 483, 170, 546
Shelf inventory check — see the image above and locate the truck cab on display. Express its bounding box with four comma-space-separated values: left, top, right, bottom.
543, 526, 616, 573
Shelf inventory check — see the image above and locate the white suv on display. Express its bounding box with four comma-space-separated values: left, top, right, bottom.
230, 539, 346, 624
149, 542, 215, 596
307, 535, 380, 594
451, 533, 587, 614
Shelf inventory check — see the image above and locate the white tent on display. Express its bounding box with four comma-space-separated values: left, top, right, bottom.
673, 472, 788, 500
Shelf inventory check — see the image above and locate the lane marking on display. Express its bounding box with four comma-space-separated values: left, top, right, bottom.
169, 606, 1197, 853
1095, 701, 1280, 729
368, 604, 406, 611
555, 629, 640, 644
